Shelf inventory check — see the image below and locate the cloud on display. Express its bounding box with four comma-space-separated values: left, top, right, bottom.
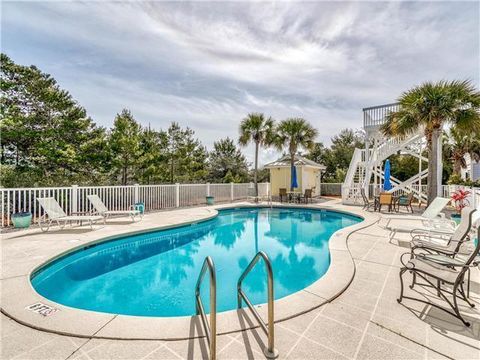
1, 1, 479, 167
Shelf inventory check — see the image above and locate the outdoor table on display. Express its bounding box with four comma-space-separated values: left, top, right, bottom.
286, 191, 302, 203
373, 194, 398, 212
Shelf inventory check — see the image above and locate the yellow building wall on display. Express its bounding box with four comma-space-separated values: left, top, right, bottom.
302, 167, 321, 196
269, 167, 291, 196
269, 166, 321, 196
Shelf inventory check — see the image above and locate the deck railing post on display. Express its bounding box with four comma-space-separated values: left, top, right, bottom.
175, 183, 180, 208
71, 185, 78, 215
134, 183, 139, 203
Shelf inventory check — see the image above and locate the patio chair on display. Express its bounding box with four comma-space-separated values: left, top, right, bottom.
395, 193, 414, 213
300, 189, 313, 204
397, 227, 480, 326
410, 207, 476, 257
360, 188, 375, 211
377, 193, 394, 212
87, 194, 142, 222
37, 197, 104, 232
384, 197, 454, 238
279, 188, 287, 203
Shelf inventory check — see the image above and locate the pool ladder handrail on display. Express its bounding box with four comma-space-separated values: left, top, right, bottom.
237, 251, 279, 359
195, 256, 216, 360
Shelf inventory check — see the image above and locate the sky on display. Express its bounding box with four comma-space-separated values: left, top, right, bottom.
2, 1, 479, 166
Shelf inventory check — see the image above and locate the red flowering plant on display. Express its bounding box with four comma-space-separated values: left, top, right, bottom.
451, 189, 471, 213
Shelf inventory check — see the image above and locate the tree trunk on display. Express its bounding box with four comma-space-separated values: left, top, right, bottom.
254, 141, 259, 196
122, 166, 127, 185
453, 159, 462, 176
290, 151, 295, 191
428, 128, 443, 204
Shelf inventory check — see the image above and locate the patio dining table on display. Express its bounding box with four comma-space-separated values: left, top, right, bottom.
286, 191, 303, 203
373, 194, 399, 212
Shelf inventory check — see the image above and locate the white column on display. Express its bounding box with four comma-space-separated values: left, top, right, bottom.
436, 134, 443, 197
134, 183, 139, 203
175, 183, 180, 207
71, 185, 78, 214
206, 183, 210, 197
230, 182, 234, 201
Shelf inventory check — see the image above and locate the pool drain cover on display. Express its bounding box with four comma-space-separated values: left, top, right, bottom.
25, 302, 59, 317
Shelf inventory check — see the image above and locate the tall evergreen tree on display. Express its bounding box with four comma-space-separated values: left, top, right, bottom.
109, 109, 141, 185
164, 122, 208, 183
208, 138, 250, 183
1, 53, 108, 186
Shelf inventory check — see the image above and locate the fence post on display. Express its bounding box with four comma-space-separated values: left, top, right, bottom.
134, 183, 140, 203
71, 185, 78, 214
231, 182, 234, 201
207, 183, 210, 197
176, 183, 180, 208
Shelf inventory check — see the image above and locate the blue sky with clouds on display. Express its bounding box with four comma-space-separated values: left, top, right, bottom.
2, 1, 479, 165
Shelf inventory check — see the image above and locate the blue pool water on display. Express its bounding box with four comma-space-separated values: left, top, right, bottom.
31, 207, 361, 317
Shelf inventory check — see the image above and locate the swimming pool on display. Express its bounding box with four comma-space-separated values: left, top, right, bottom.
31, 207, 361, 317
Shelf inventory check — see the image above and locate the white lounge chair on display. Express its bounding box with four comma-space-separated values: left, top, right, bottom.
384, 197, 454, 239
87, 194, 142, 222
411, 202, 480, 239
410, 207, 477, 257
37, 197, 104, 232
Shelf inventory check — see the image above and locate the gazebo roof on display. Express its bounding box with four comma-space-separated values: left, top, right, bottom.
264, 154, 326, 170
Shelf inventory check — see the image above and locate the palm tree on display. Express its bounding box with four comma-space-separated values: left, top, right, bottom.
381, 80, 480, 203
449, 127, 480, 176
275, 118, 318, 190
238, 113, 275, 196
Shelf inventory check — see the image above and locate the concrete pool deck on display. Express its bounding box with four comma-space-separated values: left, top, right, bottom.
1, 199, 479, 359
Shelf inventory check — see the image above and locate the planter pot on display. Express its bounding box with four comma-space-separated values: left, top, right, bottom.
206, 196, 215, 205
450, 213, 461, 225
12, 212, 32, 228
134, 202, 145, 214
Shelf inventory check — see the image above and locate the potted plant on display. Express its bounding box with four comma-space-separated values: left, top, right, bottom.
206, 196, 215, 205
11, 211, 33, 228
450, 189, 471, 223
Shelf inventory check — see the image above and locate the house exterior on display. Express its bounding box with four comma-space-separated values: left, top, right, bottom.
264, 155, 326, 197
461, 153, 480, 182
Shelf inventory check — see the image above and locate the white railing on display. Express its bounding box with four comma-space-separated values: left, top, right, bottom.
344, 148, 362, 189
342, 183, 480, 209
0, 182, 270, 228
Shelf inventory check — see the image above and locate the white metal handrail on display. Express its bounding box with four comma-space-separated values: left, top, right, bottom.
237, 251, 279, 359
195, 256, 217, 360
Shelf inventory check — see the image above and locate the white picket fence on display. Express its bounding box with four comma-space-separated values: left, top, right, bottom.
0, 182, 270, 227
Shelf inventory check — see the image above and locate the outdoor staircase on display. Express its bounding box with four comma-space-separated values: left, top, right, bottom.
342, 103, 427, 205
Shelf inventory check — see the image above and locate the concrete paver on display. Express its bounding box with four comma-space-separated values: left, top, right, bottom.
1, 200, 478, 359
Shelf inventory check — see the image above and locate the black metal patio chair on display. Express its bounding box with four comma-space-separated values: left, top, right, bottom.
397, 226, 480, 327
410, 207, 476, 258
360, 188, 375, 211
